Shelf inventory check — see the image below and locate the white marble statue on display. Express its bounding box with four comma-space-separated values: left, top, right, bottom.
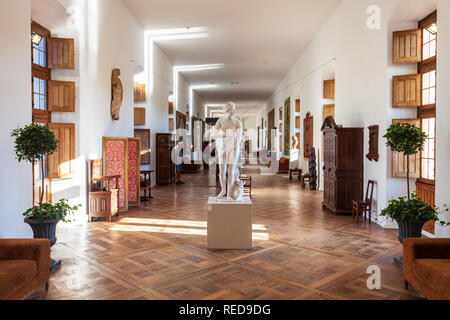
213, 102, 244, 201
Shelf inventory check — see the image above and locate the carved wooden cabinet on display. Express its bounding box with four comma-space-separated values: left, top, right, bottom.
321, 117, 364, 215
156, 133, 175, 186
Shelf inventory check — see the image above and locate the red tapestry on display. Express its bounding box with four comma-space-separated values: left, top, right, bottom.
105, 140, 126, 209
127, 139, 139, 203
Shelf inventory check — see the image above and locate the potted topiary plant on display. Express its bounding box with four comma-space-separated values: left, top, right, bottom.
11, 124, 80, 272
382, 122, 449, 265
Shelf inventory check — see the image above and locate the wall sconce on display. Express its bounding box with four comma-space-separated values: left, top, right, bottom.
32, 32, 42, 45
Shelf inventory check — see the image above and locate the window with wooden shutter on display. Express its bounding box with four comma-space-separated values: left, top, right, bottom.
323, 80, 335, 99
393, 29, 422, 64
48, 123, 75, 178
134, 107, 146, 125
134, 84, 146, 102
48, 38, 75, 69
393, 74, 421, 107
391, 119, 421, 178
48, 80, 75, 112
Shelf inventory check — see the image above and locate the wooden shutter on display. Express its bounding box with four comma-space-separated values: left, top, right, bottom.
323, 104, 335, 120
33, 179, 52, 205
391, 119, 421, 178
134, 84, 146, 102
393, 29, 422, 64
134, 107, 146, 125
48, 123, 75, 178
295, 99, 301, 113
393, 74, 421, 107
48, 80, 75, 112
323, 80, 335, 99
48, 38, 75, 69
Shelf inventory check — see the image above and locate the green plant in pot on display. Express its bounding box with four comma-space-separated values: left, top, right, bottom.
382, 122, 449, 264
11, 124, 81, 272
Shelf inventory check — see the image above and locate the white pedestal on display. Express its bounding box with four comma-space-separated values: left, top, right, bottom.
207, 197, 253, 249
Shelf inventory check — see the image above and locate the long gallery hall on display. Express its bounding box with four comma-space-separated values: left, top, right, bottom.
1, 0, 450, 304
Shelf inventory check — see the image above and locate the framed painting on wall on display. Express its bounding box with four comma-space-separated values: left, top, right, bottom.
284, 98, 291, 156
176, 111, 186, 130
134, 129, 151, 165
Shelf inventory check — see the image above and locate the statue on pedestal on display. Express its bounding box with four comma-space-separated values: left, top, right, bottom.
213, 102, 244, 201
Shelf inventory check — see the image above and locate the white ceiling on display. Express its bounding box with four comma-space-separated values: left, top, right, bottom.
122, 0, 343, 116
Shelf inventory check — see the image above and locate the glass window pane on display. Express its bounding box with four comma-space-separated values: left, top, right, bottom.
429, 139, 435, 157
40, 95, 46, 110
429, 118, 436, 139
422, 118, 429, 134
40, 79, 46, 95
39, 52, 45, 67
428, 160, 435, 180
33, 78, 39, 93
423, 43, 430, 60
40, 37, 46, 51
423, 29, 430, 43
423, 72, 429, 88
430, 70, 436, 87
33, 49, 39, 64
423, 140, 429, 158
423, 89, 430, 105
430, 40, 436, 58
422, 159, 429, 179
430, 88, 436, 104
33, 94, 39, 108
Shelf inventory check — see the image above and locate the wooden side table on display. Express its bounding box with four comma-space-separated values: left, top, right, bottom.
289, 168, 302, 181
140, 170, 154, 201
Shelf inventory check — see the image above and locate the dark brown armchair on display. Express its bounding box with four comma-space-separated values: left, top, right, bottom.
0, 239, 50, 300
403, 238, 450, 300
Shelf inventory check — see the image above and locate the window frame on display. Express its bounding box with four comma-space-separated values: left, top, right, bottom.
417, 11, 437, 185
31, 21, 51, 124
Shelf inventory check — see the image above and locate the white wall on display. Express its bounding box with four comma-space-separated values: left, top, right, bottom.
147, 42, 174, 184
2, 0, 145, 226
256, 0, 406, 227
0, 0, 33, 238
256, 0, 448, 231
436, 0, 450, 237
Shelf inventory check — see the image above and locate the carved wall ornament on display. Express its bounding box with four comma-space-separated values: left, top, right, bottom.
366, 125, 379, 161
111, 68, 123, 121
303, 112, 314, 159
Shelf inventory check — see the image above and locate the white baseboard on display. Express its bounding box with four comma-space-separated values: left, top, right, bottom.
421, 230, 435, 238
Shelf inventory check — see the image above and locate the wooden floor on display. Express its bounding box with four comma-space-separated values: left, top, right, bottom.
30, 168, 423, 300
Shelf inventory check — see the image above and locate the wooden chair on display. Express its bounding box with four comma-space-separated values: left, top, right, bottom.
87, 159, 120, 223
352, 180, 375, 223
300, 173, 310, 189
240, 175, 252, 199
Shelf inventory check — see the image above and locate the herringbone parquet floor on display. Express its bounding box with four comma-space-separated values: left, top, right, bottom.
30, 168, 423, 300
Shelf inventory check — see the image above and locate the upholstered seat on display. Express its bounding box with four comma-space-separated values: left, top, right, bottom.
413, 259, 450, 293
0, 260, 37, 297
403, 238, 450, 300
0, 239, 50, 300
